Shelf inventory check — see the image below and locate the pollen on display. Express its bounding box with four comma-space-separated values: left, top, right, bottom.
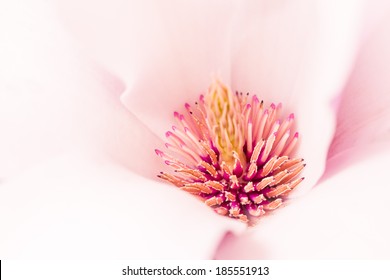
156, 80, 305, 224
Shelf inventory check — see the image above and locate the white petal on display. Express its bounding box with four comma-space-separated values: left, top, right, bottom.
0, 154, 245, 258
214, 143, 390, 259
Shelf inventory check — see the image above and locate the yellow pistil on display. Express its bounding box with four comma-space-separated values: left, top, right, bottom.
204, 80, 246, 169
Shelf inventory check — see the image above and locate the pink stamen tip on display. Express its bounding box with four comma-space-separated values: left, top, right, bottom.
230, 201, 240, 209
155, 81, 305, 225
233, 161, 244, 177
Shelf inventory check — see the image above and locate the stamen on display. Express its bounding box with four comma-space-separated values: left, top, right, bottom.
205, 195, 224, 207
249, 193, 266, 204
184, 182, 212, 194
243, 181, 255, 193
263, 198, 283, 210
156, 80, 305, 225
239, 193, 250, 204
260, 132, 276, 162
255, 176, 274, 191
260, 156, 278, 177
282, 132, 299, 156
246, 204, 265, 217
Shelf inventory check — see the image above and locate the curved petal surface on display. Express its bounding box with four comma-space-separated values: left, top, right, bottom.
229, 0, 367, 195
0, 0, 161, 179
55, 0, 238, 137
0, 154, 245, 259
327, 11, 390, 163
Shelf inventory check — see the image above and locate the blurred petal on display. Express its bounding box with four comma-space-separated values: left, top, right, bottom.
0, 154, 245, 258
214, 143, 390, 259
0, 0, 161, 178
55, 0, 237, 136
327, 10, 390, 163
230, 0, 367, 195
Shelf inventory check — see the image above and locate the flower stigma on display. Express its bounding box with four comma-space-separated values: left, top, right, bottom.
156, 80, 305, 224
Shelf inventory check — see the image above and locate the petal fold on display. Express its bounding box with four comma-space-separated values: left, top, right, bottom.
328, 11, 390, 161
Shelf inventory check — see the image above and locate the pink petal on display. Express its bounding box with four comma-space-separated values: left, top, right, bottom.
0, 154, 245, 258
229, 1, 369, 195
214, 143, 390, 259
55, 0, 237, 137
327, 10, 390, 163
0, 1, 160, 179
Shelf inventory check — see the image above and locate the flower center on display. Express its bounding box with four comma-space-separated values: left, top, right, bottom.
205, 82, 245, 167
156, 80, 305, 224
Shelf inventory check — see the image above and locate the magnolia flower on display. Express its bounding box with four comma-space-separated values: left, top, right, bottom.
0, 0, 389, 259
